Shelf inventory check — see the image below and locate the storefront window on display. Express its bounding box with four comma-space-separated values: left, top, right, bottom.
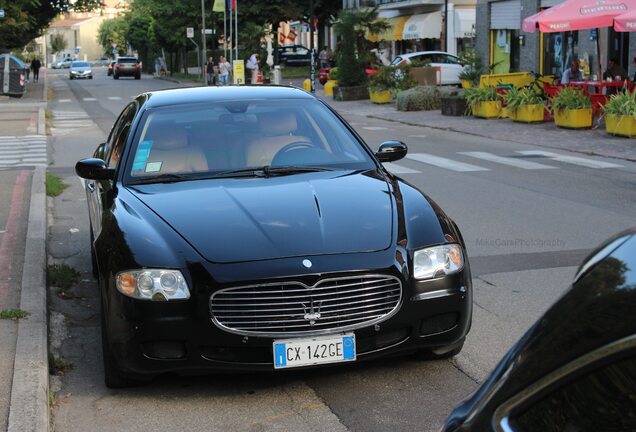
543, 31, 579, 78
491, 30, 520, 74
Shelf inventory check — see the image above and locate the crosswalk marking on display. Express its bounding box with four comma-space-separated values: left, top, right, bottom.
382, 162, 420, 174
406, 153, 490, 172
58, 99, 71, 103
0, 136, 47, 167
83, 97, 97, 101
516, 150, 623, 169
460, 151, 556, 170
50, 110, 96, 136
107, 96, 122, 100
362, 126, 389, 131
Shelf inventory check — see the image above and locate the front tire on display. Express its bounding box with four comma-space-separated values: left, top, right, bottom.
113, 74, 119, 80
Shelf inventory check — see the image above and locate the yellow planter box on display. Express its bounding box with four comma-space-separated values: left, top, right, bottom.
460, 80, 473, 89
510, 104, 545, 123
369, 89, 391, 104
479, 72, 533, 89
553, 108, 593, 129
472, 101, 502, 119
324, 79, 338, 96
606, 114, 636, 137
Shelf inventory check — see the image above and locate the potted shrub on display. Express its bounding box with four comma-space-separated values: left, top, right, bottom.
603, 90, 636, 137
332, 11, 369, 101
503, 87, 546, 123
324, 67, 338, 96
368, 66, 393, 103
441, 89, 468, 116
458, 49, 484, 89
550, 87, 592, 129
464, 86, 502, 119
409, 58, 437, 86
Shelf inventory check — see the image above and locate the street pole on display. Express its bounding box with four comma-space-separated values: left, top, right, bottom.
443, 0, 448, 52
235, 0, 238, 61
201, 0, 207, 80
309, 0, 315, 93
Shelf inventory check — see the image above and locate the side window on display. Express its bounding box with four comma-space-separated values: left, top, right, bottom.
509, 356, 636, 431
296, 47, 309, 55
443, 55, 461, 65
106, 103, 137, 169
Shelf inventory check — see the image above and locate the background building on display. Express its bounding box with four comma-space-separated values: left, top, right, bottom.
476, 0, 636, 79
344, 0, 476, 60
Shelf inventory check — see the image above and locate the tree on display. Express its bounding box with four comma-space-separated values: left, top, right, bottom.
97, 17, 129, 56
333, 11, 366, 87
0, 0, 102, 50
50, 33, 67, 54
126, 13, 155, 71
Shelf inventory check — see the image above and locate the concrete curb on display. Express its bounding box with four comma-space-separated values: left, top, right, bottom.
7, 166, 48, 432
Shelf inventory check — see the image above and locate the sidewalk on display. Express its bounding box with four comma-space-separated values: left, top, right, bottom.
0, 69, 48, 432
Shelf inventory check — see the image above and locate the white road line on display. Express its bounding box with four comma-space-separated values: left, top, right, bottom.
406, 153, 490, 172
516, 151, 623, 169
361, 126, 389, 131
408, 134, 428, 139
58, 99, 71, 103
107, 96, 122, 100
382, 162, 421, 174
460, 152, 556, 170
83, 97, 97, 101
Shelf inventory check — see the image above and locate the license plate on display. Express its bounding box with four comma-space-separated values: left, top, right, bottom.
273, 333, 356, 369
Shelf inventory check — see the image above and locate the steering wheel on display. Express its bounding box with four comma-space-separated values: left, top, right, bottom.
275, 141, 314, 155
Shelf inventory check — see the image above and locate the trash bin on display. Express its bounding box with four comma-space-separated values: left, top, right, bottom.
0, 54, 27, 98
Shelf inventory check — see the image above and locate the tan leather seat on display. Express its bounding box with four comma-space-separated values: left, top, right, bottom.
245, 111, 310, 166
146, 125, 208, 174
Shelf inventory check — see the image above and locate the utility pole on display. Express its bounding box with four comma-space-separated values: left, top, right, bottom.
201, 0, 206, 79
309, 0, 315, 93
443, 0, 448, 52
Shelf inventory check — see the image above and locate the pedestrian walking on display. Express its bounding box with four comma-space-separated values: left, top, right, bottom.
205, 57, 215, 86
246, 52, 259, 85
218, 56, 231, 86
24, 58, 30, 81
31, 58, 41, 82
318, 46, 332, 69
154, 57, 161, 77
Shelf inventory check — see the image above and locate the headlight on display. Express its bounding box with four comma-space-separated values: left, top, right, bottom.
413, 244, 464, 280
116, 269, 190, 301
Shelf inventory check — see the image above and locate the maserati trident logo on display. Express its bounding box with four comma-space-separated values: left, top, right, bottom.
302, 300, 322, 325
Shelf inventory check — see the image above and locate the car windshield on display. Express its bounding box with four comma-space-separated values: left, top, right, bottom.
72, 62, 90, 67
126, 99, 375, 181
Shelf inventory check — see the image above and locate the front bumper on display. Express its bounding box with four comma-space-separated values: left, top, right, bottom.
104, 264, 472, 377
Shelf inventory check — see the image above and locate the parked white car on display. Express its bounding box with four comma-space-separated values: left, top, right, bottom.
390, 51, 464, 85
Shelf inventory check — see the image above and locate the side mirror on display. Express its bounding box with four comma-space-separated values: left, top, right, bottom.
375, 141, 408, 163
94, 142, 107, 160
75, 158, 115, 180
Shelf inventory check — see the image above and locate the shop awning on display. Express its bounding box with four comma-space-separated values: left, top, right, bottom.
523, 0, 633, 33
454, 9, 476, 38
615, 9, 636, 31
366, 16, 410, 42
403, 12, 442, 40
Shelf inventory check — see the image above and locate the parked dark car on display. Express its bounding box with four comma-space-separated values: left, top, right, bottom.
113, 57, 140, 79
278, 45, 312, 66
107, 61, 116, 76
75, 86, 472, 388
441, 228, 636, 432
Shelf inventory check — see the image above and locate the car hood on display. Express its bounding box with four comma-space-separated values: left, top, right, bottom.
129, 170, 394, 263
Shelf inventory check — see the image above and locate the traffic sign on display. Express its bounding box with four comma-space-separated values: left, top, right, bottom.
186, 27, 194, 38
112, 49, 117, 55
204, 29, 213, 34
75, 47, 80, 54
0, 10, 5, 18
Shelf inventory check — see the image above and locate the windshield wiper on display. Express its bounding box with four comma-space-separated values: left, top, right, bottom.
210, 165, 334, 179
128, 173, 194, 185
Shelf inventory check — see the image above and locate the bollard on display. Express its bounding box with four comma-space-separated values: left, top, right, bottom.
303, 79, 311, 91
273, 66, 281, 85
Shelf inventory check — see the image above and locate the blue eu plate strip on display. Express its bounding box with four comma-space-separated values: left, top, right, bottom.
274, 343, 287, 367
343, 336, 355, 360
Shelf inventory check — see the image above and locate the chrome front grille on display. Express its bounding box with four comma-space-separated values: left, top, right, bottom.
209, 274, 403, 336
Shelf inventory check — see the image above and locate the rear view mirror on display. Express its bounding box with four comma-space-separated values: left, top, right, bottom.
375, 141, 408, 163
75, 158, 115, 180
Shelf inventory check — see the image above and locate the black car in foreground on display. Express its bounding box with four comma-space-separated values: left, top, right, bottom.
75, 86, 472, 387
113, 56, 140, 79
442, 228, 636, 432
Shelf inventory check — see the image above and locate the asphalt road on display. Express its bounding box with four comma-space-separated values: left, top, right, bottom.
46, 66, 636, 432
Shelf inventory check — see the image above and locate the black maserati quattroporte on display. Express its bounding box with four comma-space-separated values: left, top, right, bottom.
75, 86, 472, 387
